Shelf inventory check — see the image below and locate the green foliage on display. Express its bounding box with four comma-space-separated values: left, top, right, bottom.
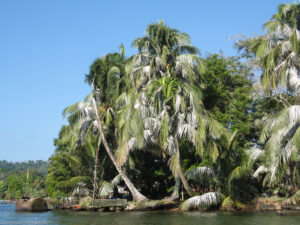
47, 29, 258, 201
79, 196, 93, 208
0, 170, 46, 200
203, 54, 253, 149
228, 166, 258, 203
237, 2, 300, 94
221, 196, 236, 210
236, 1, 300, 196
0, 161, 47, 200
85, 51, 125, 104
128, 151, 173, 199
46, 123, 117, 198
45, 15, 300, 204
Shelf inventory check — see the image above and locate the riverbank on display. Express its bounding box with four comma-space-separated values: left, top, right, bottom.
221, 196, 300, 212
46, 196, 300, 214
50, 197, 180, 212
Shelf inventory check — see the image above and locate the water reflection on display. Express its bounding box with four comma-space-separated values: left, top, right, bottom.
1, 204, 300, 225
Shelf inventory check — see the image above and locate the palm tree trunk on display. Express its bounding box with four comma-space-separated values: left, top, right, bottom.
167, 177, 180, 200
92, 97, 148, 202
176, 162, 195, 197
92, 146, 100, 205
291, 164, 298, 193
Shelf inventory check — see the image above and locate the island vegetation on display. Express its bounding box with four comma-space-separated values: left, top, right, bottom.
4, 2, 300, 212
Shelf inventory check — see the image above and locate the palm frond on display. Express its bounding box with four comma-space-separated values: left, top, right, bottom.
253, 165, 269, 178
246, 147, 264, 168
111, 174, 123, 186
228, 166, 252, 191
185, 167, 215, 183
99, 181, 114, 198
181, 192, 224, 211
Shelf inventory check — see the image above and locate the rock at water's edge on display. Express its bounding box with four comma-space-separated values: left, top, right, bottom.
15, 198, 48, 212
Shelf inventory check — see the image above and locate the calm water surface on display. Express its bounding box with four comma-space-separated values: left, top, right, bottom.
1, 203, 300, 225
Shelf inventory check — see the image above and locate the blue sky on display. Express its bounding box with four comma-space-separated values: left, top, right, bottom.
0, 0, 292, 162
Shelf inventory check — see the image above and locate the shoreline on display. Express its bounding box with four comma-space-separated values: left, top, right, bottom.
10, 196, 300, 214
49, 197, 300, 213
7, 198, 300, 217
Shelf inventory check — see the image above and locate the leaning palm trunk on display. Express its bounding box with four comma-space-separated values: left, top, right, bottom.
168, 177, 181, 200
92, 97, 148, 202
176, 163, 195, 197
92, 146, 100, 205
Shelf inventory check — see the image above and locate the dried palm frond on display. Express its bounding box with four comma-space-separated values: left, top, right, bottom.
181, 192, 224, 211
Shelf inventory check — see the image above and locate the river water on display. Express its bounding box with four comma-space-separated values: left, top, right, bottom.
1, 203, 300, 225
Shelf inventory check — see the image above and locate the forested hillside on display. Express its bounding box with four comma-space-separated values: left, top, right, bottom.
0, 160, 47, 173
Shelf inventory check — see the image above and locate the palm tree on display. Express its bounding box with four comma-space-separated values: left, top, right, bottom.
46, 125, 91, 197
90, 94, 148, 202
84, 51, 125, 200
63, 47, 149, 202
237, 2, 300, 191
258, 105, 300, 190
238, 2, 300, 95
133, 19, 199, 61
85, 46, 126, 103
63, 92, 148, 202
113, 22, 230, 198
125, 20, 205, 92
115, 75, 230, 197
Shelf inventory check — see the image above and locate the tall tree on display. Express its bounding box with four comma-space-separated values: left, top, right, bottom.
115, 21, 230, 197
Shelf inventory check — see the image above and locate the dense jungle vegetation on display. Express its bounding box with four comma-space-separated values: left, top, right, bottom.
19, 2, 300, 210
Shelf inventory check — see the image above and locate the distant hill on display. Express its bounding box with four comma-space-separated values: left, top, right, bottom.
0, 160, 48, 181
